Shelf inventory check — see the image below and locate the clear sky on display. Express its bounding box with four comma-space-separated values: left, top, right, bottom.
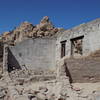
0, 0, 100, 33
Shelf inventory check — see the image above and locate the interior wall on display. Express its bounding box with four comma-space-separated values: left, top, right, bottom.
8, 38, 56, 72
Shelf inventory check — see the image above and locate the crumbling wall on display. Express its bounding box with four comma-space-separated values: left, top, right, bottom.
56, 18, 100, 60
8, 38, 56, 73
2, 16, 61, 45
55, 19, 100, 83
0, 41, 3, 73
3, 44, 8, 73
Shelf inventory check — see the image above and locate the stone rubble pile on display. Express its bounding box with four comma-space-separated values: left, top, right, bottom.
0, 74, 99, 100
0, 58, 99, 100
1, 16, 62, 45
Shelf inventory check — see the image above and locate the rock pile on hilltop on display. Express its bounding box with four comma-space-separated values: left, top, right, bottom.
2, 16, 62, 45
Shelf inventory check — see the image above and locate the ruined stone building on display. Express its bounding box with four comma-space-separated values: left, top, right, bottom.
1, 17, 100, 100
2, 17, 100, 83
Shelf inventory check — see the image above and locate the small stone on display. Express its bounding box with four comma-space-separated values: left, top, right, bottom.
39, 86, 48, 92
37, 93, 46, 100
15, 95, 29, 100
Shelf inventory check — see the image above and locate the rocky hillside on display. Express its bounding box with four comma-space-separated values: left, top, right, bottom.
1, 16, 62, 45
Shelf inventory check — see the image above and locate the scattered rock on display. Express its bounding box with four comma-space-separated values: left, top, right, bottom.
39, 86, 48, 92
0, 86, 7, 99
37, 93, 46, 100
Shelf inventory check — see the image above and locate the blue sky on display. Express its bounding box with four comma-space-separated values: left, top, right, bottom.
0, 0, 100, 33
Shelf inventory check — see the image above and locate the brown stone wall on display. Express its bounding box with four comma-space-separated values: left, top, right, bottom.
66, 56, 100, 83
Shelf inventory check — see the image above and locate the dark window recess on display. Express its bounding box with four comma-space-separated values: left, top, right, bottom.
14, 34, 16, 40
19, 53, 22, 57
61, 40, 66, 58
70, 36, 84, 57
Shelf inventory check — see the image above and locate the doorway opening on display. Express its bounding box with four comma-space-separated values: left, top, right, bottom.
61, 40, 67, 58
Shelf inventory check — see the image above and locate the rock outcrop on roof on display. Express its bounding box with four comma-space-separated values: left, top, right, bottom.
2, 16, 61, 45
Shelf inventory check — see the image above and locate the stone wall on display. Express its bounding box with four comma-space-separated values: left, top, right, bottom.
56, 18, 100, 61
0, 41, 3, 73
66, 56, 100, 83
8, 38, 56, 72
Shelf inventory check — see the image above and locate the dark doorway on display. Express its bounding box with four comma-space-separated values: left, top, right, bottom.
61, 40, 66, 58
8, 48, 21, 72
